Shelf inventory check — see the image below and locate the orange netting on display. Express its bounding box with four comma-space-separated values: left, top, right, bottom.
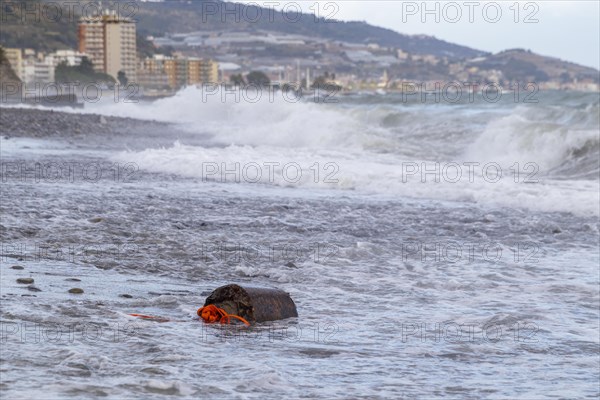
197, 304, 250, 326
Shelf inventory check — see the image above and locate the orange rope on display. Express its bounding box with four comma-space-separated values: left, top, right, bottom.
197, 304, 250, 326
128, 313, 170, 323
128, 305, 250, 326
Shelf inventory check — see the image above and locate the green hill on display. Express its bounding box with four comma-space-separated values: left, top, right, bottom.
117, 0, 486, 59
0, 0, 484, 59
0, 0, 156, 56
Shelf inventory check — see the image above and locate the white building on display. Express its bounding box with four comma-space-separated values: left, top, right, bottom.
46, 50, 87, 67
18, 49, 90, 85
23, 59, 55, 85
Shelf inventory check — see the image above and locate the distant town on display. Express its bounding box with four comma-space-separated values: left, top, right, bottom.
1, 4, 599, 103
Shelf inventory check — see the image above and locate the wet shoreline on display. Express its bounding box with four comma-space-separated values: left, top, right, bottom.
1, 106, 598, 399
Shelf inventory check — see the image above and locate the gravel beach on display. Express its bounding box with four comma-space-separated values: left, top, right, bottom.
1, 108, 186, 153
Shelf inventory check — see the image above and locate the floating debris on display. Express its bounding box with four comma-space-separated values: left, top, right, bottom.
201, 284, 298, 324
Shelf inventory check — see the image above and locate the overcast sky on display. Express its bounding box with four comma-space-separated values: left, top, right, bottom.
231, 1, 600, 69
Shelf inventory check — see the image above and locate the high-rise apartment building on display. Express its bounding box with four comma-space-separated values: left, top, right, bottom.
78, 11, 137, 82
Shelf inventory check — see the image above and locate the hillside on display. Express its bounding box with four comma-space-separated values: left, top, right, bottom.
0, 0, 597, 87
0, 47, 21, 83
130, 0, 485, 59
0, 0, 77, 53
470, 49, 599, 83
0, 46, 22, 101
0, 0, 157, 57
0, 0, 484, 60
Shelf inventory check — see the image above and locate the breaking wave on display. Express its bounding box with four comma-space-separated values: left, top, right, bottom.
83, 86, 600, 215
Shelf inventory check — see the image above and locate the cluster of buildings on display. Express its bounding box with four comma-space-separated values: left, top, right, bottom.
4, 48, 86, 85
3, 11, 598, 97
4, 11, 219, 95
138, 55, 218, 92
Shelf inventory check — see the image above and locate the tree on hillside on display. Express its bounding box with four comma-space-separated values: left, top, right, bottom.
312, 75, 327, 88
79, 57, 95, 74
559, 72, 572, 83
246, 71, 270, 87
230, 73, 246, 86
118, 71, 129, 86
55, 57, 115, 84
312, 74, 343, 91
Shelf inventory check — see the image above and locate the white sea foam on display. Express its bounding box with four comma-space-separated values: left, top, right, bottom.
464, 104, 600, 172
12, 86, 593, 214
102, 86, 599, 215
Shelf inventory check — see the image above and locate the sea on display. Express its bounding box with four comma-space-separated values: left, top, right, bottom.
1, 87, 599, 399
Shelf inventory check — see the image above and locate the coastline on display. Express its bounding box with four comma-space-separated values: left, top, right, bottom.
1, 107, 172, 140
